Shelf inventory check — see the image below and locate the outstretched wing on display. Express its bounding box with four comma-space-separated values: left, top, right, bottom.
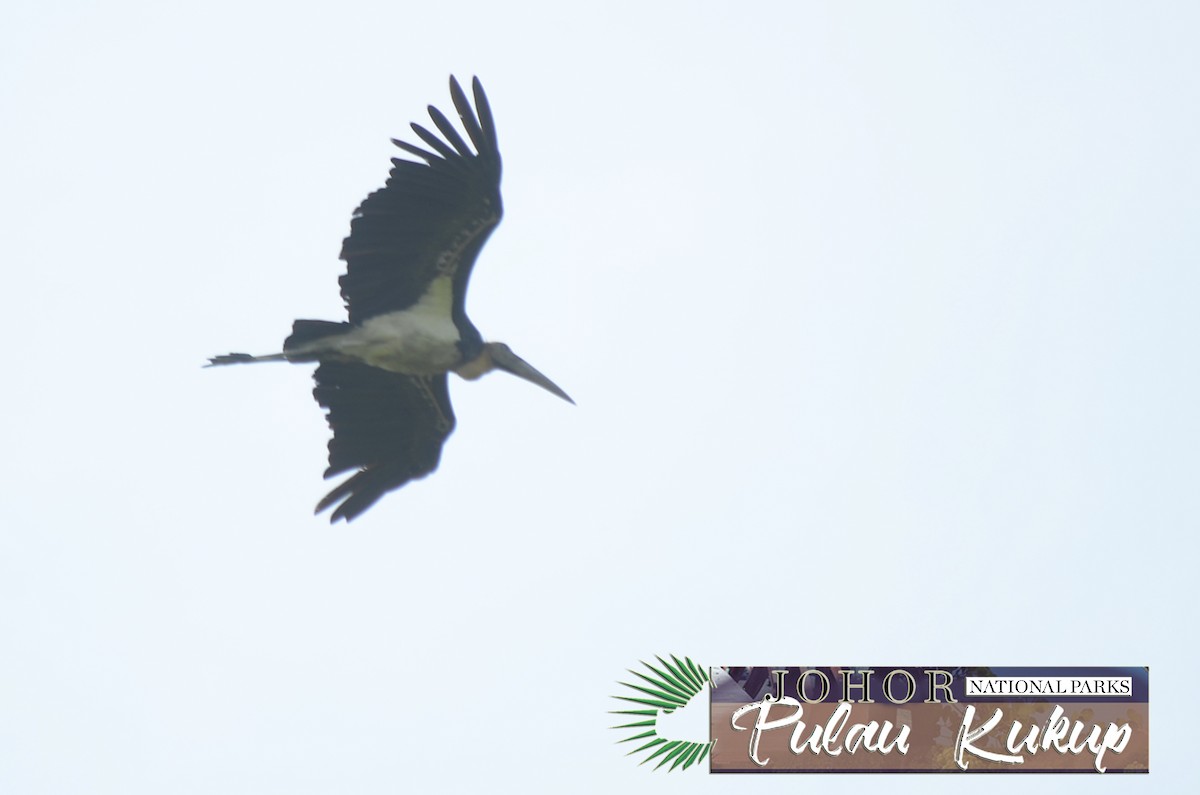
312, 361, 456, 522
338, 76, 503, 325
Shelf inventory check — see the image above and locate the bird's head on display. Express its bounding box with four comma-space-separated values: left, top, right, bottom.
462, 342, 574, 404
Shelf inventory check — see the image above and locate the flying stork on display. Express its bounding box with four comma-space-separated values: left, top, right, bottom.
209, 76, 573, 522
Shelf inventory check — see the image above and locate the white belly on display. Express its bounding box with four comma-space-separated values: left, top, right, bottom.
326, 276, 463, 374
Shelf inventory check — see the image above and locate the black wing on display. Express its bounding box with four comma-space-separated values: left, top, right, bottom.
312, 361, 456, 522
338, 76, 503, 325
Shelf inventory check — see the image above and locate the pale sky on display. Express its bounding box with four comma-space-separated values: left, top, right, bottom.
2, 1, 1196, 792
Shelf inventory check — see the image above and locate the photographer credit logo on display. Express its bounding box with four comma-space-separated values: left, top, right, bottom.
613, 659, 1149, 774
610, 656, 713, 772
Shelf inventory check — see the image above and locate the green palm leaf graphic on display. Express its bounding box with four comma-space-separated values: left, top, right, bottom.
610, 656, 713, 772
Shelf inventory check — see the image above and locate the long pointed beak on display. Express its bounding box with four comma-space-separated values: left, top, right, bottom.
488, 344, 575, 405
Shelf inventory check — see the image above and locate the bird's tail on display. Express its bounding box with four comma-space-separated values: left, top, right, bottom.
284, 320, 352, 351
207, 320, 352, 367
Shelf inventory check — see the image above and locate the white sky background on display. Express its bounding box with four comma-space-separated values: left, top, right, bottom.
1, 0, 1196, 791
